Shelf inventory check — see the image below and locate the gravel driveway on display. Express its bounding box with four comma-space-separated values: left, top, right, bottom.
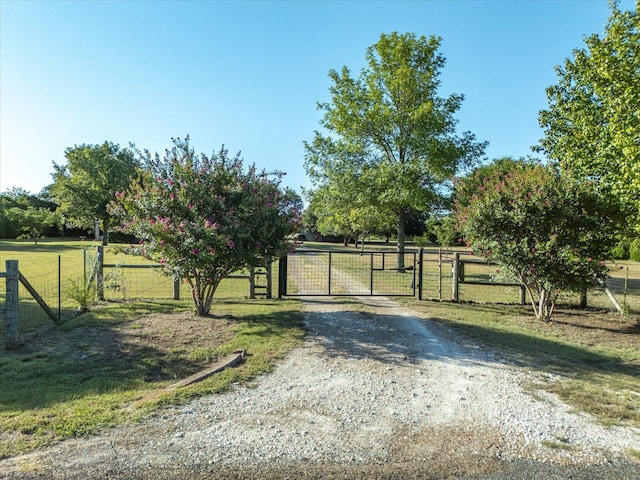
2, 295, 639, 479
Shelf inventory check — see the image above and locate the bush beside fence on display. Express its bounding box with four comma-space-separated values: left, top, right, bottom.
3, 244, 639, 349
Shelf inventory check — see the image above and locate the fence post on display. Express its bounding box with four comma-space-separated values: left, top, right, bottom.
96, 245, 104, 301
418, 248, 424, 301
5, 260, 20, 349
265, 262, 272, 299
452, 252, 460, 302
173, 275, 180, 300
438, 248, 442, 301
278, 256, 287, 298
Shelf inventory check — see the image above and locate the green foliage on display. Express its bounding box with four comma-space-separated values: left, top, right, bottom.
67, 278, 97, 313
6, 206, 60, 244
51, 141, 139, 244
629, 238, 640, 262
304, 32, 486, 262
307, 184, 395, 243
110, 137, 302, 316
455, 159, 622, 320
538, 1, 640, 227
610, 238, 630, 260
425, 215, 459, 247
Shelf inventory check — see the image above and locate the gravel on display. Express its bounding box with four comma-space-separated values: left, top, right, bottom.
2, 295, 639, 479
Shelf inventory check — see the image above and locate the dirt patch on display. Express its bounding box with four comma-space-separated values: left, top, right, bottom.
27, 308, 238, 382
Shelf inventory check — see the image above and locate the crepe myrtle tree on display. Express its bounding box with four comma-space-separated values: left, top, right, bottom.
110, 137, 302, 316
454, 158, 622, 321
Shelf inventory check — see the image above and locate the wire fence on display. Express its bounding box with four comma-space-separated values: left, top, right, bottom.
419, 249, 640, 312
3, 245, 639, 348
0, 247, 264, 348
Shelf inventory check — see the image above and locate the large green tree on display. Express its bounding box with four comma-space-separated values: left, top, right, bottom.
537, 1, 639, 226
304, 32, 486, 268
51, 142, 139, 244
455, 159, 622, 321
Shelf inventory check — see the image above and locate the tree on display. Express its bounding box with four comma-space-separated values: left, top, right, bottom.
424, 215, 459, 247
304, 32, 487, 268
455, 159, 622, 321
7, 206, 60, 244
537, 1, 640, 227
307, 182, 396, 247
110, 137, 301, 316
51, 142, 139, 244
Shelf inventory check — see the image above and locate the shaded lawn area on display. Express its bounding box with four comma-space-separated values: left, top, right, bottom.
0, 298, 305, 458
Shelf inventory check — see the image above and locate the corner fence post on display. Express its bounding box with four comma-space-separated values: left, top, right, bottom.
5, 260, 20, 349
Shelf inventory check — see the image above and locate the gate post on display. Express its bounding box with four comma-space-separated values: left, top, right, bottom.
370, 252, 374, 295
278, 256, 287, 298
452, 253, 460, 302
5, 260, 20, 349
418, 248, 424, 300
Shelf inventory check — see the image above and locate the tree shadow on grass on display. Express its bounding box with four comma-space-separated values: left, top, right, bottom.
0, 300, 303, 412
298, 300, 639, 383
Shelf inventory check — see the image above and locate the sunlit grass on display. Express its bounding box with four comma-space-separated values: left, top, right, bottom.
401, 299, 640, 428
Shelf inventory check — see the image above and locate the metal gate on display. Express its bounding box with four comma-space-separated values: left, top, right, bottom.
278, 250, 417, 297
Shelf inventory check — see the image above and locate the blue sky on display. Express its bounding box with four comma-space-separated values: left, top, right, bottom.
0, 0, 636, 197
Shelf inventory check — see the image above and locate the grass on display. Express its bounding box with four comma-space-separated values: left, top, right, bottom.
2, 239, 640, 458
0, 297, 305, 458
401, 299, 640, 429
0, 239, 275, 341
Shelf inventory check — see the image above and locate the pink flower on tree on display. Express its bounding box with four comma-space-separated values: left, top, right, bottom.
227, 240, 235, 249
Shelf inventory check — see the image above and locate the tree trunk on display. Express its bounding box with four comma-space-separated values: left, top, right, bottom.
396, 209, 406, 270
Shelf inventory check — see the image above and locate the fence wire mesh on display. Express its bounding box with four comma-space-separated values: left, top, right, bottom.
285, 250, 416, 296
3, 244, 640, 348
0, 247, 260, 348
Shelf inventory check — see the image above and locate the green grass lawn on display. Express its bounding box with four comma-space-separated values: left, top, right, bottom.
2, 239, 639, 459
0, 297, 305, 458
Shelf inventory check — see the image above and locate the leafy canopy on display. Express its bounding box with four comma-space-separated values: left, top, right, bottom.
6, 206, 60, 244
455, 159, 622, 321
305, 32, 486, 262
51, 142, 139, 244
537, 1, 640, 227
110, 137, 301, 316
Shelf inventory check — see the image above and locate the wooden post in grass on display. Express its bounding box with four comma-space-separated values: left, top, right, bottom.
96, 245, 104, 301
173, 275, 181, 300
452, 253, 460, 302
438, 248, 442, 301
5, 260, 20, 349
